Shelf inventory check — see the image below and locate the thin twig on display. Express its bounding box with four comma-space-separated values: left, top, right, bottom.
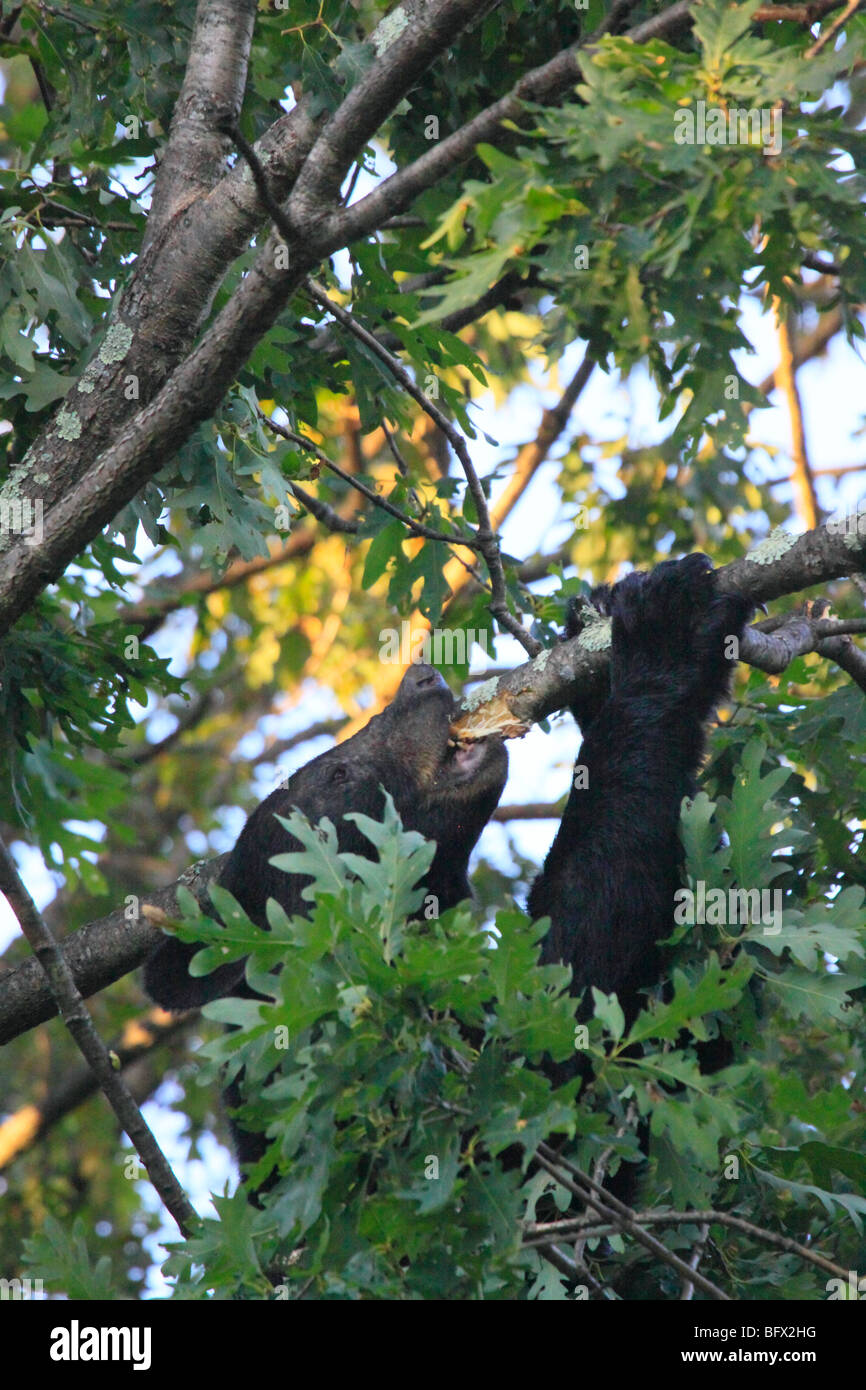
261, 411, 486, 566
680, 1223, 710, 1300
303, 277, 540, 656
287, 477, 361, 534
381, 419, 424, 517
0, 837, 197, 1236
805, 0, 860, 57
524, 1206, 849, 1282
534, 1144, 730, 1300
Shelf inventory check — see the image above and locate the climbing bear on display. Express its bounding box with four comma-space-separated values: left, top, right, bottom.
145, 554, 750, 1168
144, 660, 509, 1010
530, 552, 751, 1023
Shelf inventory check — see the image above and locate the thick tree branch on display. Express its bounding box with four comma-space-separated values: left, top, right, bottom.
0, 0, 506, 598
3, 0, 848, 641
142, 0, 258, 251
285, 0, 504, 230
0, 855, 226, 1047
0, 85, 322, 545
313, 0, 844, 249
453, 516, 866, 739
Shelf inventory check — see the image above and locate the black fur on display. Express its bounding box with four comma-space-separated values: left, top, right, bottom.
529, 553, 751, 1021
144, 555, 750, 1175
144, 662, 508, 1010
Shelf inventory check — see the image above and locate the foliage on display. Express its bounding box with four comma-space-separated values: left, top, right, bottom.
22, 759, 864, 1300
1, 0, 865, 1303
425, 4, 866, 463
0, 0, 864, 862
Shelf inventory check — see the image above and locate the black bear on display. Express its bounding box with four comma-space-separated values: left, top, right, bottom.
145, 554, 750, 1170
530, 552, 751, 1023
144, 659, 509, 1010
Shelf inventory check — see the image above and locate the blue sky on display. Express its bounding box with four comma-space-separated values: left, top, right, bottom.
2, 91, 864, 1293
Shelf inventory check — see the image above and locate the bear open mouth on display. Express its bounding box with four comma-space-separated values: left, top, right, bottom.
445, 736, 496, 782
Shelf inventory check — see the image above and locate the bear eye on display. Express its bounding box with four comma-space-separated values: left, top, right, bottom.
329, 764, 349, 784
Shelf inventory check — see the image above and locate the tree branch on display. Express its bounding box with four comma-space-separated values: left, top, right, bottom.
284, 0, 504, 230
0, 836, 198, 1236
533, 1144, 730, 1300
0, 0, 509, 629
452, 516, 866, 740
313, 0, 845, 250
338, 352, 597, 739
264, 414, 485, 562
0, 1008, 195, 1169
0, 855, 226, 1047
142, 0, 259, 252
524, 1205, 849, 1283
302, 278, 538, 655
773, 295, 819, 528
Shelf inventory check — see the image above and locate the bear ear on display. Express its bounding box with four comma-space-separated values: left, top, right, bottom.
143, 936, 246, 1011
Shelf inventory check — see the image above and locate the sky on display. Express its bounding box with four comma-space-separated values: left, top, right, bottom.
133, 300, 864, 1292
1, 70, 865, 1294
